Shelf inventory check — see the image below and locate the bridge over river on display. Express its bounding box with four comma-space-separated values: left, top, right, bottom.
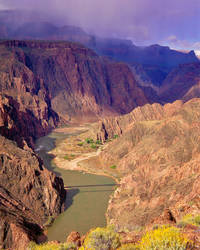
35, 126, 117, 242
64, 183, 119, 189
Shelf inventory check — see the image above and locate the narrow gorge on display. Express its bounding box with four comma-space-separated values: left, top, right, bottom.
0, 34, 200, 249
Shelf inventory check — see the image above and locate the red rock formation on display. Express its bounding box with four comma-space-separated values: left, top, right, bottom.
96, 100, 183, 142
0, 136, 66, 249
0, 186, 43, 250
159, 63, 200, 103
66, 231, 81, 247
0, 40, 148, 126
0, 39, 147, 249
95, 99, 200, 231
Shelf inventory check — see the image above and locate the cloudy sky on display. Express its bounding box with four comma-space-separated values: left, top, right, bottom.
0, 0, 200, 51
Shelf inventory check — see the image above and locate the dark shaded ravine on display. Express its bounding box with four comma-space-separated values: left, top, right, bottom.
35, 129, 116, 242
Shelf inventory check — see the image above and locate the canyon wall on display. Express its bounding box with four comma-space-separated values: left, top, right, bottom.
0, 40, 148, 146
0, 39, 148, 248
0, 136, 66, 249
95, 99, 200, 231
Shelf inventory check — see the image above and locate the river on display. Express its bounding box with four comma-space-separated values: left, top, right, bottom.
35, 129, 115, 242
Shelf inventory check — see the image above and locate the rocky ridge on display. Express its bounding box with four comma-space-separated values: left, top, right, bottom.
159, 62, 200, 103
0, 39, 148, 249
0, 39, 147, 138
95, 99, 200, 231
0, 136, 66, 249
1, 10, 199, 95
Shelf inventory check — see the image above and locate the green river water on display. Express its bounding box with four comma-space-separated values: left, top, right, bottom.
35, 130, 115, 242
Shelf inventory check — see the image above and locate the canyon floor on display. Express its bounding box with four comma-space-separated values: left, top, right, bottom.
49, 123, 120, 182
41, 121, 200, 248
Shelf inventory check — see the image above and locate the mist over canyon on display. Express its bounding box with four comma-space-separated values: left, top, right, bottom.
0, 5, 200, 250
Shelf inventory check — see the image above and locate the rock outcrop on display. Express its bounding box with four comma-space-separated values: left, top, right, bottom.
95, 99, 200, 231
66, 231, 81, 248
159, 62, 200, 103
0, 39, 148, 249
1, 10, 199, 102
0, 40, 147, 128
96, 100, 183, 142
0, 136, 66, 249
0, 40, 60, 147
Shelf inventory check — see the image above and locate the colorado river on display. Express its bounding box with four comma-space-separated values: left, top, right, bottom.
35, 129, 115, 242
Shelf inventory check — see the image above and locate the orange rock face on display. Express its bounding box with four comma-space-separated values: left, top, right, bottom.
0, 136, 66, 249
95, 99, 200, 231
0, 39, 148, 248
66, 231, 81, 247
0, 40, 148, 128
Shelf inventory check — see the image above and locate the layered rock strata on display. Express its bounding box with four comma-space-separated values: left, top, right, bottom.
0, 136, 66, 249
96, 99, 200, 231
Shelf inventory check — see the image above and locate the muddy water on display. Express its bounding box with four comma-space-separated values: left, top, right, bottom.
35, 130, 115, 242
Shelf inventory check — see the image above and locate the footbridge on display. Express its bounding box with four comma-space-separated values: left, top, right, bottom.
64, 183, 119, 189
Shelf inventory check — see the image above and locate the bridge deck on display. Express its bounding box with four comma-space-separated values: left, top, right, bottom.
64, 184, 119, 189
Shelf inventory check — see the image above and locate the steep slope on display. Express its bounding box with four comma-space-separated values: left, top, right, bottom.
0, 92, 58, 149
0, 40, 147, 128
94, 39, 199, 87
96, 100, 183, 142
159, 62, 200, 103
95, 99, 200, 231
95, 40, 199, 69
1, 9, 198, 91
0, 136, 66, 249
0, 39, 148, 248
0, 41, 61, 147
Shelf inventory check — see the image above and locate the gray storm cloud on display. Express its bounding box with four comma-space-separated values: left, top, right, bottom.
1, 0, 200, 47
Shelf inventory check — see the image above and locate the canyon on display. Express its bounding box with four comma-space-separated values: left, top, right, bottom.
0, 39, 148, 133
0, 38, 148, 248
0, 136, 66, 249
0, 23, 200, 248
94, 99, 200, 231
1, 10, 199, 94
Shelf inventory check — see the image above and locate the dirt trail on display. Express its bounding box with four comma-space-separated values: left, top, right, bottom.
58, 147, 103, 170
48, 123, 119, 182
49, 123, 106, 171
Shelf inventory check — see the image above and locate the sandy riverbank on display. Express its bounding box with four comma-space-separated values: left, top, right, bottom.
49, 123, 120, 183
35, 125, 117, 241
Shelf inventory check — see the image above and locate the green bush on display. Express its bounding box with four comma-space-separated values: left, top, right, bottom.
85, 138, 94, 144
77, 142, 84, 146
95, 140, 102, 145
64, 154, 76, 160
138, 225, 189, 250
64, 155, 69, 160
91, 143, 98, 149
81, 225, 120, 250
194, 215, 200, 225
179, 213, 200, 227
113, 134, 119, 139
110, 165, 117, 169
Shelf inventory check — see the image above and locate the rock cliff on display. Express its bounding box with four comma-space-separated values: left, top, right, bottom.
0, 40, 147, 129
1, 10, 199, 100
0, 40, 60, 147
159, 62, 200, 103
0, 136, 66, 249
96, 99, 200, 231
0, 39, 148, 248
